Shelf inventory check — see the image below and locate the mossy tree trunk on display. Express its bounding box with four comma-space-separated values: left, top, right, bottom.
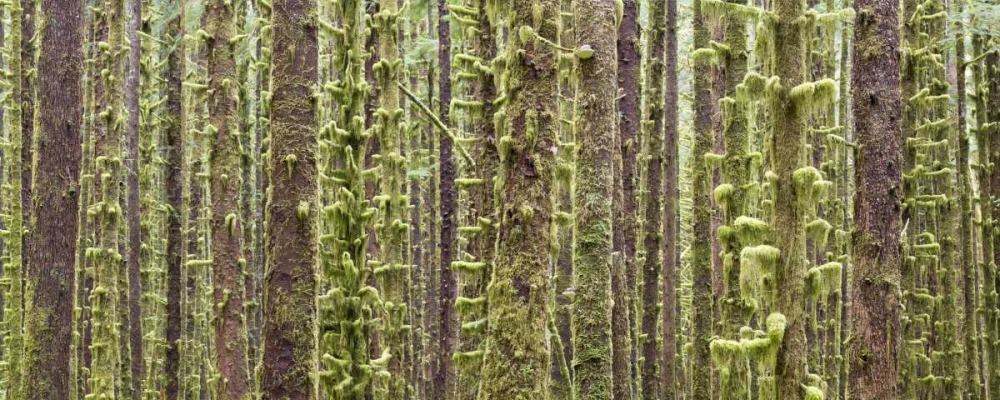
614, 0, 640, 395
770, 0, 810, 396
205, 0, 252, 397
163, 1, 185, 398
90, 0, 127, 396
714, 1, 754, 397
956, 7, 981, 399
261, 0, 318, 397
847, 2, 902, 398
0, 0, 27, 397
612, 0, 639, 396
436, 0, 458, 392
690, 0, 714, 398
987, 34, 1000, 400
640, 0, 666, 396
476, 0, 560, 395
570, 0, 616, 397
372, 0, 410, 394
20, 0, 35, 240
661, 0, 679, 395
20, 0, 84, 398
123, 0, 144, 395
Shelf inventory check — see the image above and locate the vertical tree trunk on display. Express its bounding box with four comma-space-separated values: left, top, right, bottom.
847, 2, 902, 398
661, 0, 679, 396
614, 0, 641, 395
20, 0, 35, 240
163, 2, 185, 397
91, 0, 127, 396
476, 0, 559, 395
435, 0, 457, 394
641, 0, 666, 396
20, 0, 83, 398
373, 0, 409, 393
261, 0, 318, 397
123, 0, 144, 396
1, 0, 27, 397
690, 0, 713, 398
955, 8, 981, 399
206, 0, 252, 397
770, 0, 809, 393
571, 0, 616, 397
716, 1, 753, 398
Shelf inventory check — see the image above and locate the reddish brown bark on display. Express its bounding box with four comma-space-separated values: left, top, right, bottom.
20, 0, 83, 398
848, 2, 903, 398
261, 0, 318, 397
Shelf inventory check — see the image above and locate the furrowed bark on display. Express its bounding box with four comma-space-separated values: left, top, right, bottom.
262, 0, 318, 397
848, 1, 902, 398
21, 0, 83, 398
206, 0, 252, 397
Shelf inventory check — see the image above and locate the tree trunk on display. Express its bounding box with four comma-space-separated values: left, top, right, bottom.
614, 0, 639, 396
661, 0, 679, 396
955, 7, 981, 399
716, 1, 754, 398
373, 0, 409, 394
20, 0, 35, 243
20, 0, 83, 398
206, 0, 252, 397
123, 0, 144, 396
1, 0, 27, 398
770, 0, 809, 394
163, 2, 185, 397
476, 0, 559, 395
435, 0, 457, 394
847, 2, 902, 398
641, 0, 666, 396
571, 0, 616, 397
261, 0, 318, 397
690, 0, 713, 398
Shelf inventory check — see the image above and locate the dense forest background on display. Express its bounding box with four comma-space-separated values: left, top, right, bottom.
1, 0, 1000, 398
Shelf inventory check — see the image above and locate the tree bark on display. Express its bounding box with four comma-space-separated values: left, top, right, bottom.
771, 0, 809, 395
476, 0, 560, 395
261, 0, 318, 397
435, 0, 457, 394
163, 2, 185, 397
641, 0, 666, 397
661, 0, 679, 396
690, 0, 714, 398
20, 0, 83, 398
847, 2, 902, 398
206, 0, 252, 397
571, 0, 617, 397
123, 0, 144, 395
614, 0, 641, 395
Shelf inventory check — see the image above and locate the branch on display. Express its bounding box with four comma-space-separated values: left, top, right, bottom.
397, 81, 476, 166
